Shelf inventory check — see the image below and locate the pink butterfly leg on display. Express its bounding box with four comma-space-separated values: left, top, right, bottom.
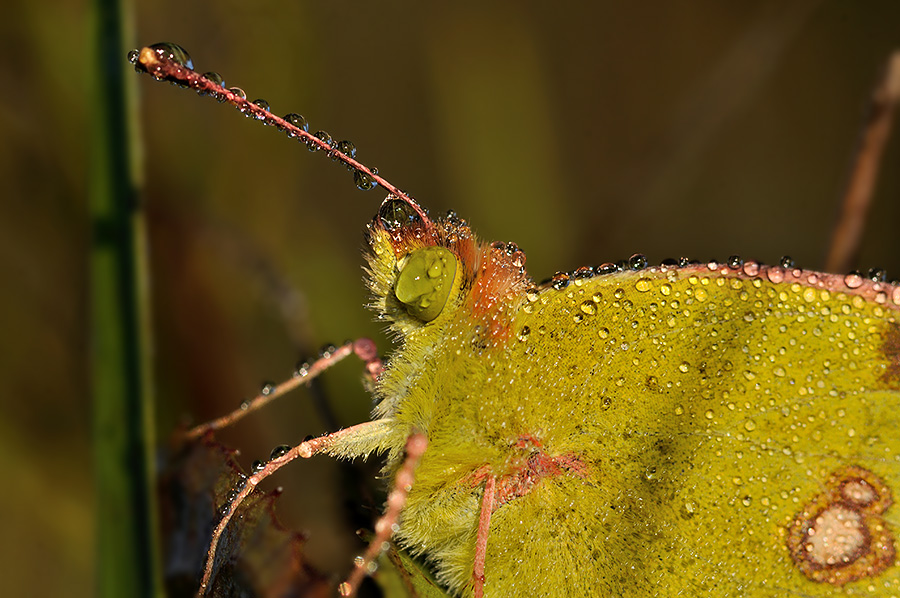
196, 423, 363, 595
338, 432, 428, 597
186, 338, 383, 440
473, 475, 497, 598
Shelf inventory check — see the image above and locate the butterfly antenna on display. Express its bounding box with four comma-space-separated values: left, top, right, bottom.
128, 42, 430, 225
185, 338, 382, 439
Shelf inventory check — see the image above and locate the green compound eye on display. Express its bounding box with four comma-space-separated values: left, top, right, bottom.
394, 247, 458, 322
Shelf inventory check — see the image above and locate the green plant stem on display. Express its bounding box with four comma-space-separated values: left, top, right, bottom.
89, 0, 163, 596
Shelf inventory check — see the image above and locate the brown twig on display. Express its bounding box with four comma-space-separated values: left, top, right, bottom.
826, 51, 900, 274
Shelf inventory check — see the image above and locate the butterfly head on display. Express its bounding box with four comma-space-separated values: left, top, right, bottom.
366, 192, 531, 344
365, 194, 485, 335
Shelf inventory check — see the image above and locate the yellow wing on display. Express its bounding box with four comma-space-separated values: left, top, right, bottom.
398, 260, 900, 597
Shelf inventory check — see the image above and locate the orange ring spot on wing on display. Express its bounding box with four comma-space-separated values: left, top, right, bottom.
787, 466, 896, 585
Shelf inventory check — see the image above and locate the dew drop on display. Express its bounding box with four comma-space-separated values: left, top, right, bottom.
580, 301, 597, 315
148, 42, 194, 69
679, 362, 689, 373
573, 266, 594, 280
354, 169, 378, 191
251, 98, 270, 120
780, 256, 794, 268
283, 113, 309, 133
239, 399, 251, 411
308, 130, 333, 151
294, 361, 311, 378
635, 279, 652, 292
596, 262, 619, 275
744, 420, 757, 431
127, 49, 140, 64
269, 444, 291, 460
203, 71, 224, 87
338, 582, 352, 596
742, 496, 752, 507
868, 267, 887, 283
629, 254, 648, 271
251, 460, 266, 472
674, 405, 685, 416
336, 140, 357, 159
727, 255, 743, 269
766, 267, 784, 284
551, 273, 570, 290
844, 272, 864, 289
260, 381, 276, 396
228, 86, 247, 100
378, 198, 421, 230
598, 327, 610, 339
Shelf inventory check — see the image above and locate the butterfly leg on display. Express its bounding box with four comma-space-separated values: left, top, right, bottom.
186, 338, 383, 439
473, 475, 497, 598
338, 432, 428, 597
196, 420, 394, 596
354, 336, 385, 384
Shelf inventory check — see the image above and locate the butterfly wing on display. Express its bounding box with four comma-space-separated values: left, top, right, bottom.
473, 262, 900, 597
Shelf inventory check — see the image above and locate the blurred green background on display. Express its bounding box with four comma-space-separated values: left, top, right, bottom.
4, 0, 900, 595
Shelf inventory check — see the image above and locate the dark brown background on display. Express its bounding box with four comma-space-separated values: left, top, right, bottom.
4, 1, 900, 594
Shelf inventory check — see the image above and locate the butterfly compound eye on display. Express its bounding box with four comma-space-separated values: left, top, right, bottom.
378, 197, 423, 231
395, 247, 458, 321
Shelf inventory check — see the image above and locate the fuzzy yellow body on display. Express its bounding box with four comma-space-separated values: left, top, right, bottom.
330, 204, 900, 598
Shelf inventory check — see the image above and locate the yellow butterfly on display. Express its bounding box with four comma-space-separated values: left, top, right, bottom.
134, 43, 900, 598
